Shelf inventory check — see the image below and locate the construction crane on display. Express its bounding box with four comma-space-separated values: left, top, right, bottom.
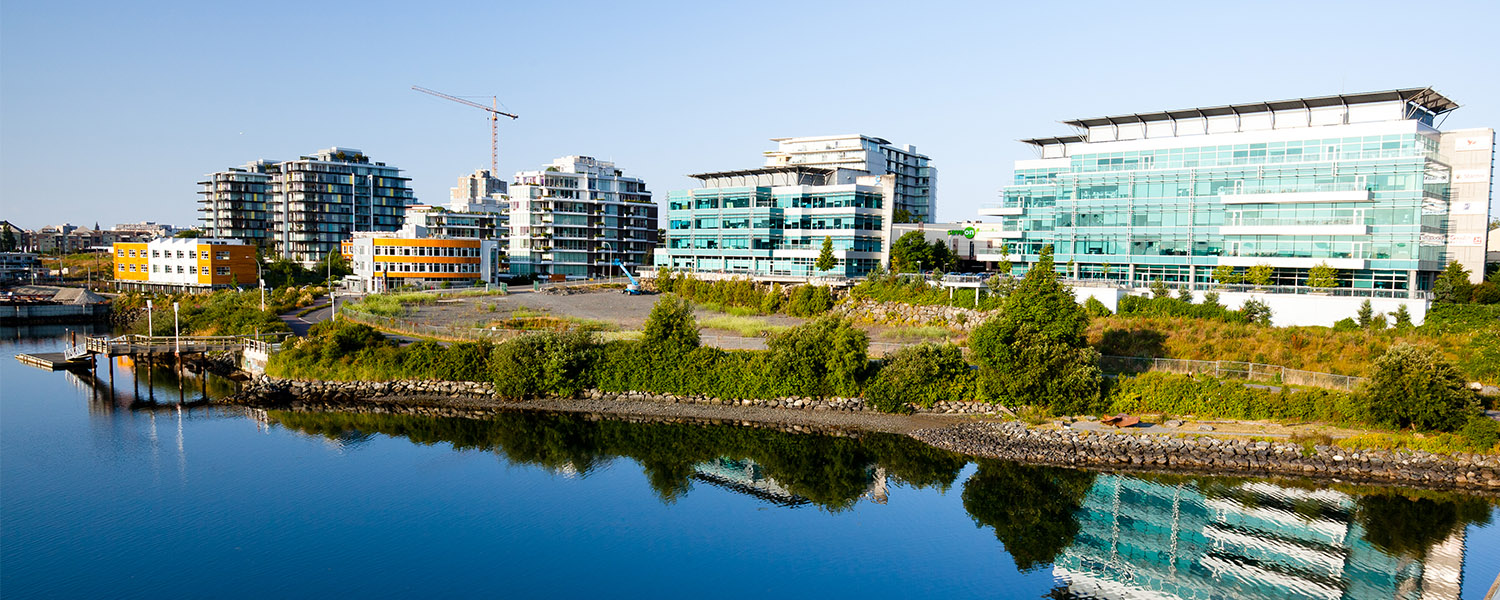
412, 85, 518, 176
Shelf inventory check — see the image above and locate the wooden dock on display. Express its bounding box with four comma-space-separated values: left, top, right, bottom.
15, 352, 92, 371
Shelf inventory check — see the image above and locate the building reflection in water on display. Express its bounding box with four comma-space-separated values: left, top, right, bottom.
1052, 474, 1465, 600
691, 458, 888, 508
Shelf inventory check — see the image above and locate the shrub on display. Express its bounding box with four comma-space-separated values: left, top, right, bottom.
1366, 344, 1477, 432
642, 294, 699, 351
1083, 297, 1112, 317
864, 344, 975, 413
490, 331, 596, 399
785, 284, 833, 317
766, 316, 868, 397
1107, 372, 1365, 424
1333, 317, 1360, 332
1458, 416, 1500, 452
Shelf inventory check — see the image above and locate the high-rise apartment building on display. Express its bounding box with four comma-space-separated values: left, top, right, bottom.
659, 166, 896, 278
506, 156, 656, 280
199, 160, 275, 244
991, 88, 1493, 294
763, 135, 936, 223
448, 168, 509, 214
198, 148, 415, 265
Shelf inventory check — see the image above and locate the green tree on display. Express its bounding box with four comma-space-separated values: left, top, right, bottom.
996, 244, 1013, 276
1433, 261, 1474, 304
642, 294, 700, 351
892, 207, 916, 224
889, 231, 931, 273
929, 240, 956, 273
1392, 303, 1413, 328
1246, 264, 1274, 287
1240, 298, 1273, 325
1356, 299, 1375, 328
1306, 262, 1340, 288
1211, 264, 1241, 285
970, 245, 1102, 411
173, 229, 203, 238
1367, 343, 1477, 432
319, 249, 353, 281
815, 235, 836, 273
1149, 277, 1170, 298
0, 224, 16, 252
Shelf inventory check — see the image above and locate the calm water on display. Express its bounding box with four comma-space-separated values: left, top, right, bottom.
3, 327, 1499, 599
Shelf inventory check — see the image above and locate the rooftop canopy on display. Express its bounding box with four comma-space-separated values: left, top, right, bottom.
688, 166, 834, 180
1019, 135, 1086, 148
1062, 88, 1459, 130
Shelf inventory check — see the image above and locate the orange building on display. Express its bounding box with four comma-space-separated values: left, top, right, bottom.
112, 238, 258, 292
344, 231, 499, 292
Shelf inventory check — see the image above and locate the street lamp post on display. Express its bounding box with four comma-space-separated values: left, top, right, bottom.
256, 259, 265, 312
601, 242, 615, 278
172, 301, 180, 356
146, 299, 153, 337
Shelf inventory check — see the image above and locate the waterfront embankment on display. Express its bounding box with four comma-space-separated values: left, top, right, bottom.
225, 375, 1500, 493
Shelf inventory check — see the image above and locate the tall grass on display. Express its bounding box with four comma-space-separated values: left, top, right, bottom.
699, 315, 788, 337
1088, 315, 1480, 379
876, 326, 954, 342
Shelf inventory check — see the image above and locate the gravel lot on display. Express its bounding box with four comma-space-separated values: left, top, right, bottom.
394, 288, 947, 354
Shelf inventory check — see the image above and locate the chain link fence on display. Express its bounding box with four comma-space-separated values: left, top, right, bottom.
1099, 355, 1365, 391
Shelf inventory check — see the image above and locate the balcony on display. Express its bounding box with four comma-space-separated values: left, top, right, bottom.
1220, 217, 1369, 236
977, 204, 1024, 216
1219, 184, 1371, 205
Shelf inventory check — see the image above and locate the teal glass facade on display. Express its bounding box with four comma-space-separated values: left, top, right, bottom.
998, 131, 1447, 291
661, 184, 887, 277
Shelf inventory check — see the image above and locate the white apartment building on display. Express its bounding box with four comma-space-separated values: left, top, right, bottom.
763, 135, 937, 223
507, 156, 657, 280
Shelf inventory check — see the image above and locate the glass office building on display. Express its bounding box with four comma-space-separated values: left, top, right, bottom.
658, 166, 896, 277
990, 89, 1493, 294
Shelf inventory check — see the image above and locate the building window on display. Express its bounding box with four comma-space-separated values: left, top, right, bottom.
118, 264, 125, 272
177, 265, 184, 274
216, 251, 229, 260
117, 249, 125, 257
216, 267, 230, 276
189, 266, 197, 275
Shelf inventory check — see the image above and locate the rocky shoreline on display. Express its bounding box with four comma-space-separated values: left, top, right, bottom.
229, 376, 1003, 416
225, 375, 1500, 494
914, 421, 1500, 493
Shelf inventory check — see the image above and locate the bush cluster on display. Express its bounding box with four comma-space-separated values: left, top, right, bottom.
848, 268, 1005, 311
1118, 295, 1250, 323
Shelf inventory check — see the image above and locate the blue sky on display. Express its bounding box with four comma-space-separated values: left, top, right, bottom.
3, 0, 1498, 229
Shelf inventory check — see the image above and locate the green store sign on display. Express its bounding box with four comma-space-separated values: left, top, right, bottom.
945, 227, 977, 239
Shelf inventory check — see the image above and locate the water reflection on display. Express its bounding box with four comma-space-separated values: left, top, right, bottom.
269, 410, 962, 510
268, 409, 1495, 598
1048, 474, 1489, 599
